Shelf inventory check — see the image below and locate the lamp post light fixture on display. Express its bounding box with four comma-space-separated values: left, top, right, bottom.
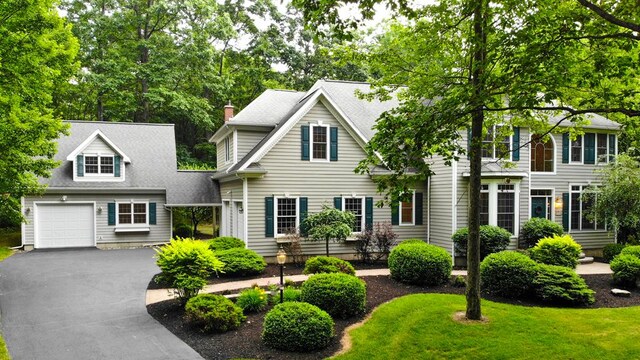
276, 247, 287, 303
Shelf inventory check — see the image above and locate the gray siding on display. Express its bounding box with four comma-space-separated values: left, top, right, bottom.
245, 101, 428, 257
23, 193, 171, 246
216, 133, 234, 172
236, 129, 268, 160
84, 137, 114, 153
427, 156, 454, 253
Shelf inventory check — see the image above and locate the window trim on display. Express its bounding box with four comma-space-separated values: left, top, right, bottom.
115, 201, 149, 228
224, 136, 231, 163
529, 134, 556, 174
569, 134, 584, 164
568, 184, 605, 232
595, 133, 617, 165
310, 124, 330, 162
476, 180, 520, 236
274, 197, 299, 237
83, 154, 115, 176
398, 191, 415, 226
342, 196, 365, 233
481, 125, 513, 161
529, 188, 555, 222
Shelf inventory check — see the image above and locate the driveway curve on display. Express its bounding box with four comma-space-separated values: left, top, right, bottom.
0, 248, 202, 360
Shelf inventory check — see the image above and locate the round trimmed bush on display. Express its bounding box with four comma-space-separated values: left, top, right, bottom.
603, 243, 626, 263
271, 287, 302, 305
529, 235, 581, 268
303, 256, 356, 276
215, 248, 267, 277
173, 223, 192, 238
480, 251, 538, 298
388, 242, 452, 286
236, 287, 268, 313
533, 264, 595, 306
519, 218, 564, 249
452, 225, 511, 259
610, 254, 640, 286
185, 294, 245, 332
262, 302, 334, 352
620, 245, 640, 259
208, 236, 245, 251
300, 273, 366, 319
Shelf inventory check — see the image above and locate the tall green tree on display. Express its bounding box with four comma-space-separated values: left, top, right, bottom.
0, 0, 78, 225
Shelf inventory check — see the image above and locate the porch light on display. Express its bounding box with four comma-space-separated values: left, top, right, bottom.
61, 195, 67, 202
276, 247, 287, 265
554, 196, 563, 209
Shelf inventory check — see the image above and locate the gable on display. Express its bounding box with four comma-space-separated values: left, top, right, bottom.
83, 137, 117, 154
66, 129, 131, 163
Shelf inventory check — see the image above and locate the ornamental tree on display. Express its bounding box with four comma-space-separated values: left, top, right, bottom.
302, 206, 355, 256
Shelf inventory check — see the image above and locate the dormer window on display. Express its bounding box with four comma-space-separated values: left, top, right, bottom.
85, 155, 114, 174
68, 130, 129, 182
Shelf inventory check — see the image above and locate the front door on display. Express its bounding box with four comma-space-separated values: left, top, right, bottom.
232, 201, 245, 241
531, 197, 548, 219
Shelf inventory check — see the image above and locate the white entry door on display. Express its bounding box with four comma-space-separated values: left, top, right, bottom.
232, 201, 245, 241
36, 203, 95, 248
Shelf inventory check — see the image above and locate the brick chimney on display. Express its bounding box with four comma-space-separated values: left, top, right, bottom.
224, 102, 234, 122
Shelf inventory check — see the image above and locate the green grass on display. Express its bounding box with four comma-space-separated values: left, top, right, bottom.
0, 229, 16, 359
335, 294, 640, 360
196, 223, 217, 237
0, 333, 9, 360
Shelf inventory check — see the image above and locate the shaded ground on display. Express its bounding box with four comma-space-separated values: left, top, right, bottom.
147, 273, 638, 360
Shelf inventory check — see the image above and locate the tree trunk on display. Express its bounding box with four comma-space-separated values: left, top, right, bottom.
326, 240, 330, 257
97, 93, 104, 121
466, 0, 488, 321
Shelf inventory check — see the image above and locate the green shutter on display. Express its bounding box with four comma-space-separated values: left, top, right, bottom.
365, 197, 373, 230
77, 155, 84, 177
467, 127, 472, 160
584, 133, 595, 164
391, 202, 399, 226
512, 127, 520, 161
330, 127, 338, 161
609, 134, 616, 161
149, 202, 156, 225
334, 197, 342, 210
415, 192, 423, 225
562, 193, 569, 231
265, 197, 274, 237
114, 155, 121, 177
562, 133, 569, 163
108, 203, 116, 225
299, 197, 308, 236
301, 125, 310, 161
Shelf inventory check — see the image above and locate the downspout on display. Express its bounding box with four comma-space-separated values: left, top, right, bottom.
243, 177, 249, 248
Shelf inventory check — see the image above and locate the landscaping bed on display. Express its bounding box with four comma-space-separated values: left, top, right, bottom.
147, 274, 640, 360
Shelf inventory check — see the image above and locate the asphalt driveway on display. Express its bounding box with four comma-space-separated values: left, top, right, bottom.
0, 248, 203, 360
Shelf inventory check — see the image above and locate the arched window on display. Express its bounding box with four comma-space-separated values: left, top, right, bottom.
531, 135, 554, 172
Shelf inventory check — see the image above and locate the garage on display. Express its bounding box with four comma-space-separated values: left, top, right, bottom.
35, 203, 95, 248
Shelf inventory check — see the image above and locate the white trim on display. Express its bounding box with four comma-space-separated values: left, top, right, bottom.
115, 200, 149, 228
426, 177, 431, 244
481, 125, 513, 162
233, 129, 238, 165
169, 207, 174, 239
310, 123, 330, 162
528, 188, 555, 222
221, 200, 229, 236
33, 201, 97, 249
398, 191, 416, 226
20, 197, 25, 248
66, 129, 131, 162
224, 136, 231, 164
479, 179, 520, 236
342, 196, 365, 234
243, 177, 249, 247
568, 183, 605, 232
529, 133, 557, 175
451, 160, 457, 260
569, 134, 584, 165
274, 196, 299, 237
237, 89, 373, 172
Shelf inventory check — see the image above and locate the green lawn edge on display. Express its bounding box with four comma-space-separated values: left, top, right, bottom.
0, 229, 18, 359
334, 293, 640, 360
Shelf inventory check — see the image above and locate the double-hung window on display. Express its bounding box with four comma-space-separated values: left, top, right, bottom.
343, 197, 364, 232
85, 155, 114, 175
224, 136, 231, 163
530, 135, 554, 172
482, 125, 511, 160
399, 192, 415, 225
596, 133, 616, 164
118, 202, 147, 225
477, 182, 518, 235
570, 136, 583, 163
311, 125, 329, 160
275, 198, 297, 235
570, 185, 603, 231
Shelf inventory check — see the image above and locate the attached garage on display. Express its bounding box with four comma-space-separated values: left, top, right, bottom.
35, 203, 95, 249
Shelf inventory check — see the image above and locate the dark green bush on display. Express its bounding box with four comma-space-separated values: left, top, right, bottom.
300, 273, 366, 319
184, 294, 245, 332
610, 254, 640, 287
173, 223, 192, 238
303, 256, 356, 276
529, 235, 581, 268
452, 275, 466, 288
620, 245, 640, 259
215, 248, 267, 277
519, 218, 564, 249
480, 251, 538, 298
262, 302, 334, 352
388, 242, 452, 286
603, 243, 627, 263
208, 236, 245, 251
271, 287, 302, 304
155, 238, 224, 301
533, 264, 595, 306
236, 287, 268, 313
452, 225, 512, 259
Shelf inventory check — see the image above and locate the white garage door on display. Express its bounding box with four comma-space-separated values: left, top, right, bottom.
36, 204, 95, 248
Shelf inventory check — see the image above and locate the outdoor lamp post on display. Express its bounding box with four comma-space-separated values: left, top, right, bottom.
276, 247, 287, 303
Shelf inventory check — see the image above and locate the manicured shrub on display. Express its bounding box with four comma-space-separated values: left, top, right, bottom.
271, 287, 302, 304
480, 251, 538, 298
208, 236, 245, 251
452, 275, 466, 288
300, 273, 366, 319
519, 218, 564, 249
214, 248, 267, 277
533, 264, 595, 306
388, 242, 452, 286
173, 223, 192, 238
603, 243, 626, 263
184, 294, 245, 332
610, 254, 640, 287
155, 238, 224, 301
452, 225, 512, 259
262, 302, 334, 352
303, 256, 356, 276
236, 287, 268, 313
400, 239, 427, 246
529, 235, 581, 269
620, 245, 640, 259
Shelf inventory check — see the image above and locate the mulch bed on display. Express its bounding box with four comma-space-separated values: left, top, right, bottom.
147, 273, 640, 360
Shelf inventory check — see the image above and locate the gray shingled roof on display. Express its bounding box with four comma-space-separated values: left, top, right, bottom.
45, 121, 220, 205
227, 89, 306, 127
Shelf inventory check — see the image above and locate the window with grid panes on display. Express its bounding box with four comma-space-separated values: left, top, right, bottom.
530, 135, 554, 172
479, 184, 489, 225
344, 197, 363, 232
312, 125, 328, 160
118, 203, 147, 225
85, 155, 114, 174
400, 195, 414, 225
276, 198, 297, 235
596, 134, 608, 164
497, 184, 515, 233
570, 185, 603, 230
482, 125, 511, 159
571, 136, 582, 162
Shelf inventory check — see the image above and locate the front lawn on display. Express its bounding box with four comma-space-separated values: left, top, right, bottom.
336, 293, 640, 360
0, 228, 20, 262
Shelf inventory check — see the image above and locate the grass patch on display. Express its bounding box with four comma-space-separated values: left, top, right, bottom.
0, 333, 9, 360
196, 223, 216, 237
335, 294, 640, 360
0, 228, 19, 262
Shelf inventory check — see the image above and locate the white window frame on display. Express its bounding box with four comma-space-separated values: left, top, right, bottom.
275, 197, 299, 237
342, 196, 365, 233
84, 154, 115, 176
224, 136, 231, 163
569, 134, 584, 164
115, 201, 149, 228
481, 125, 512, 161
529, 188, 555, 222
595, 133, 617, 165
568, 184, 605, 231
310, 123, 329, 162
529, 134, 556, 174
476, 180, 520, 236
398, 191, 415, 226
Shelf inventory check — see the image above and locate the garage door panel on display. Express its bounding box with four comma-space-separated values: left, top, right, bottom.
36, 204, 95, 248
